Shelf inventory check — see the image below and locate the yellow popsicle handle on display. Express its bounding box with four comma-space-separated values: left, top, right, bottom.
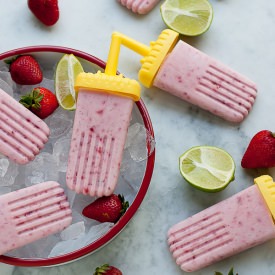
75, 72, 140, 101
105, 30, 179, 88
76, 32, 142, 101
105, 32, 151, 76
255, 175, 275, 221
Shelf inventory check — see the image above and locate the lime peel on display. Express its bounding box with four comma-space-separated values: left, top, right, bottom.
179, 146, 235, 192
55, 54, 84, 111
160, 0, 214, 36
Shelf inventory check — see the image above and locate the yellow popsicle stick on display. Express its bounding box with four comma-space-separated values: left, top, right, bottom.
255, 175, 275, 221
75, 32, 141, 101
106, 30, 179, 88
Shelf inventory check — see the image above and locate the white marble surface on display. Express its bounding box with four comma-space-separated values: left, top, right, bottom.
0, 0, 275, 274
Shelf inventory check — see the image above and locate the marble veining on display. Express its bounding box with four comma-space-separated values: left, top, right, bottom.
1, 0, 275, 274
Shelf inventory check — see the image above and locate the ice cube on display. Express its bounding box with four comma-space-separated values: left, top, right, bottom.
85, 222, 113, 243
42, 68, 54, 79
0, 70, 13, 86
119, 147, 147, 196
57, 173, 77, 206
0, 155, 19, 186
0, 158, 9, 177
53, 136, 71, 172
16, 77, 54, 92
0, 78, 13, 97
60, 222, 85, 241
125, 123, 155, 162
45, 107, 74, 139
39, 77, 54, 90
49, 223, 113, 257
23, 152, 59, 186
7, 232, 60, 259
26, 171, 45, 186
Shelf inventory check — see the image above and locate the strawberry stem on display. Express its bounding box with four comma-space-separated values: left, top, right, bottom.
19, 88, 44, 111
94, 264, 111, 275
118, 194, 129, 216
4, 56, 18, 65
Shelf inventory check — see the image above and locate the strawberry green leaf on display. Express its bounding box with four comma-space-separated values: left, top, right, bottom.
19, 88, 44, 110
4, 56, 18, 65
228, 267, 238, 275
94, 264, 111, 275
118, 194, 129, 216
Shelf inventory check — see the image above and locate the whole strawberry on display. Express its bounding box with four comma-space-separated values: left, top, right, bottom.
7, 55, 43, 85
82, 194, 129, 223
241, 130, 275, 168
20, 87, 59, 119
28, 0, 59, 26
93, 264, 122, 275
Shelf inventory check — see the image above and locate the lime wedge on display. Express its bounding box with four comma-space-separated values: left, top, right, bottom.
160, 0, 214, 36
179, 146, 235, 192
55, 54, 84, 110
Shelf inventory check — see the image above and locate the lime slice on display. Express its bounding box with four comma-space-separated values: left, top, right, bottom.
179, 146, 235, 192
55, 54, 84, 110
160, 0, 214, 36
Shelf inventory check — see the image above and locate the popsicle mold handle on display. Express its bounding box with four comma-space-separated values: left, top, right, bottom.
105, 32, 151, 76
109, 30, 179, 88
255, 175, 275, 220
75, 31, 142, 101
75, 72, 140, 101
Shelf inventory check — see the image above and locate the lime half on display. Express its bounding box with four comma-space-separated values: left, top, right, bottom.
160, 0, 214, 36
55, 54, 84, 110
179, 146, 235, 192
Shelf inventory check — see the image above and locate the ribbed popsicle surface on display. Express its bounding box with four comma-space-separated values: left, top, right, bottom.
167, 185, 275, 272
154, 40, 257, 123
0, 88, 49, 164
66, 90, 133, 197
0, 181, 72, 255
168, 211, 232, 272
195, 64, 256, 122
68, 130, 116, 197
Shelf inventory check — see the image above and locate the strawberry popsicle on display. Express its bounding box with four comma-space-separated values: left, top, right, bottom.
167, 175, 275, 272
0, 181, 72, 255
66, 40, 141, 197
117, 0, 160, 14
110, 30, 257, 123
153, 39, 257, 123
0, 88, 49, 164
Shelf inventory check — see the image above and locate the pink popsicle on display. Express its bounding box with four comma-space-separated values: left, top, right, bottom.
110, 29, 258, 123
154, 40, 257, 123
66, 36, 140, 198
118, 0, 159, 14
66, 88, 134, 197
0, 181, 72, 255
168, 176, 275, 272
0, 88, 49, 164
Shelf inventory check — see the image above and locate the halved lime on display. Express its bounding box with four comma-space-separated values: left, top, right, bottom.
55, 54, 84, 110
160, 0, 214, 36
179, 146, 235, 192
